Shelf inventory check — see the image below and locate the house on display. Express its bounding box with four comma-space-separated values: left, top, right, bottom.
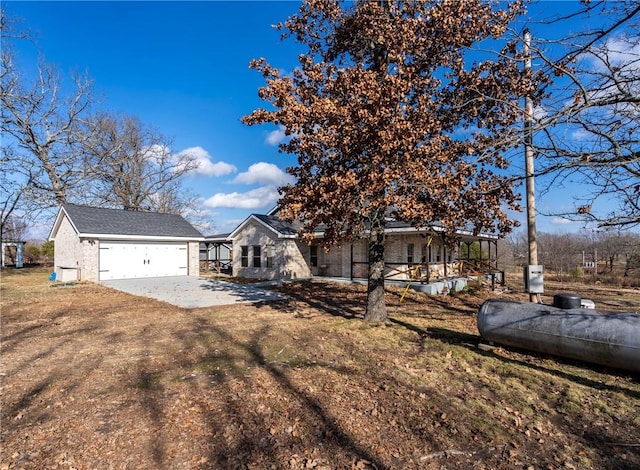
226, 207, 502, 287
48, 204, 203, 282
227, 212, 314, 280
1, 240, 25, 268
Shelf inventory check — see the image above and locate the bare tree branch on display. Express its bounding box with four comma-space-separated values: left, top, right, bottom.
81, 113, 199, 214
523, 1, 640, 229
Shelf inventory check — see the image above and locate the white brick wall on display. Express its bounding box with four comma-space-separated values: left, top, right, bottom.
230, 218, 468, 281
81, 239, 99, 281
53, 215, 84, 281
188, 241, 200, 277
232, 219, 311, 280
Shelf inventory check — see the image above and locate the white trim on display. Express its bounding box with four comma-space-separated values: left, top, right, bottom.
341, 225, 498, 240
228, 215, 255, 239
202, 235, 232, 243
266, 205, 280, 216
48, 206, 80, 241
80, 234, 203, 242
383, 225, 497, 239
229, 215, 284, 239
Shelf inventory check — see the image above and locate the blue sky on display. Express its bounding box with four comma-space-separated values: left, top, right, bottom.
3, 1, 619, 237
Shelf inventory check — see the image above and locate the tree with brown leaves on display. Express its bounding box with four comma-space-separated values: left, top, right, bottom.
243, 0, 542, 322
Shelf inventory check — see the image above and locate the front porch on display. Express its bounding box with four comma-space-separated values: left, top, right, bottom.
311, 236, 505, 291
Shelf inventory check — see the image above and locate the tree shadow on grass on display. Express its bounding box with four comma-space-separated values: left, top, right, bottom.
424, 325, 640, 397
385, 316, 640, 469
270, 280, 365, 319
134, 360, 166, 467
180, 318, 386, 469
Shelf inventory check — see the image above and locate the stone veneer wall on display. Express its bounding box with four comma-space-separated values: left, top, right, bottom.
188, 241, 200, 277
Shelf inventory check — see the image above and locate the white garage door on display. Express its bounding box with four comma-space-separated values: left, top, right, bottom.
99, 241, 188, 281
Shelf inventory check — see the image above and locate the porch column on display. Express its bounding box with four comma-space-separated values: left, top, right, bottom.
350, 244, 354, 280
427, 244, 431, 283
443, 245, 448, 278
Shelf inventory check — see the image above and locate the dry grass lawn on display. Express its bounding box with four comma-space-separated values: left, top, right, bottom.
1, 267, 639, 469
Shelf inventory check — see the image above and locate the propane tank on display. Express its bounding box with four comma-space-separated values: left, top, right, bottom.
477, 298, 640, 373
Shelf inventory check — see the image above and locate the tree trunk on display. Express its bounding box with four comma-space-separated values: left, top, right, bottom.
365, 210, 387, 322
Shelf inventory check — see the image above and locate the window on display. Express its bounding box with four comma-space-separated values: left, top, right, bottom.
241, 246, 249, 267
310, 245, 318, 267
407, 243, 414, 264
253, 245, 261, 268
266, 245, 274, 269
421, 244, 428, 263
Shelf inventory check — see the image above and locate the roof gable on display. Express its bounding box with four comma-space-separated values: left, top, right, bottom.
50, 204, 203, 240
228, 214, 301, 240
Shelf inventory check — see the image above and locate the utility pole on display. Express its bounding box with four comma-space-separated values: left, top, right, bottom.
524, 29, 540, 302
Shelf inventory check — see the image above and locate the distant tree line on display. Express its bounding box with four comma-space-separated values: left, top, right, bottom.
22, 240, 54, 266
506, 229, 640, 279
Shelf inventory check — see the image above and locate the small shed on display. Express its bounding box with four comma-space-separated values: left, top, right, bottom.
48, 204, 203, 282
1, 240, 26, 268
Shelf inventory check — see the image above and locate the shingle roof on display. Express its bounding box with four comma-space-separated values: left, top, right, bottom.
62, 204, 203, 238
253, 214, 301, 236
228, 209, 496, 241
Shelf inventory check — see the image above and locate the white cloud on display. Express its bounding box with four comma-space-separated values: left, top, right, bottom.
551, 217, 580, 226
266, 125, 287, 145
533, 105, 547, 120
232, 162, 294, 186
215, 218, 246, 234
175, 146, 237, 177
570, 129, 592, 141
597, 36, 640, 69
203, 185, 281, 209
144, 144, 171, 164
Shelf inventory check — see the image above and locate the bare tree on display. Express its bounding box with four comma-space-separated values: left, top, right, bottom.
590, 229, 640, 274
81, 113, 199, 213
244, 0, 542, 321
505, 229, 528, 268
529, 1, 640, 229
1, 9, 209, 238
1, 61, 96, 207
537, 232, 581, 277
1, 10, 98, 209
1, 212, 27, 241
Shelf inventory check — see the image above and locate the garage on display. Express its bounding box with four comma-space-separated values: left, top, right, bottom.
49, 204, 203, 283
99, 241, 188, 280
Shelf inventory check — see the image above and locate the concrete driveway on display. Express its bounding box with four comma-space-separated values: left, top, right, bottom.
101, 276, 286, 308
